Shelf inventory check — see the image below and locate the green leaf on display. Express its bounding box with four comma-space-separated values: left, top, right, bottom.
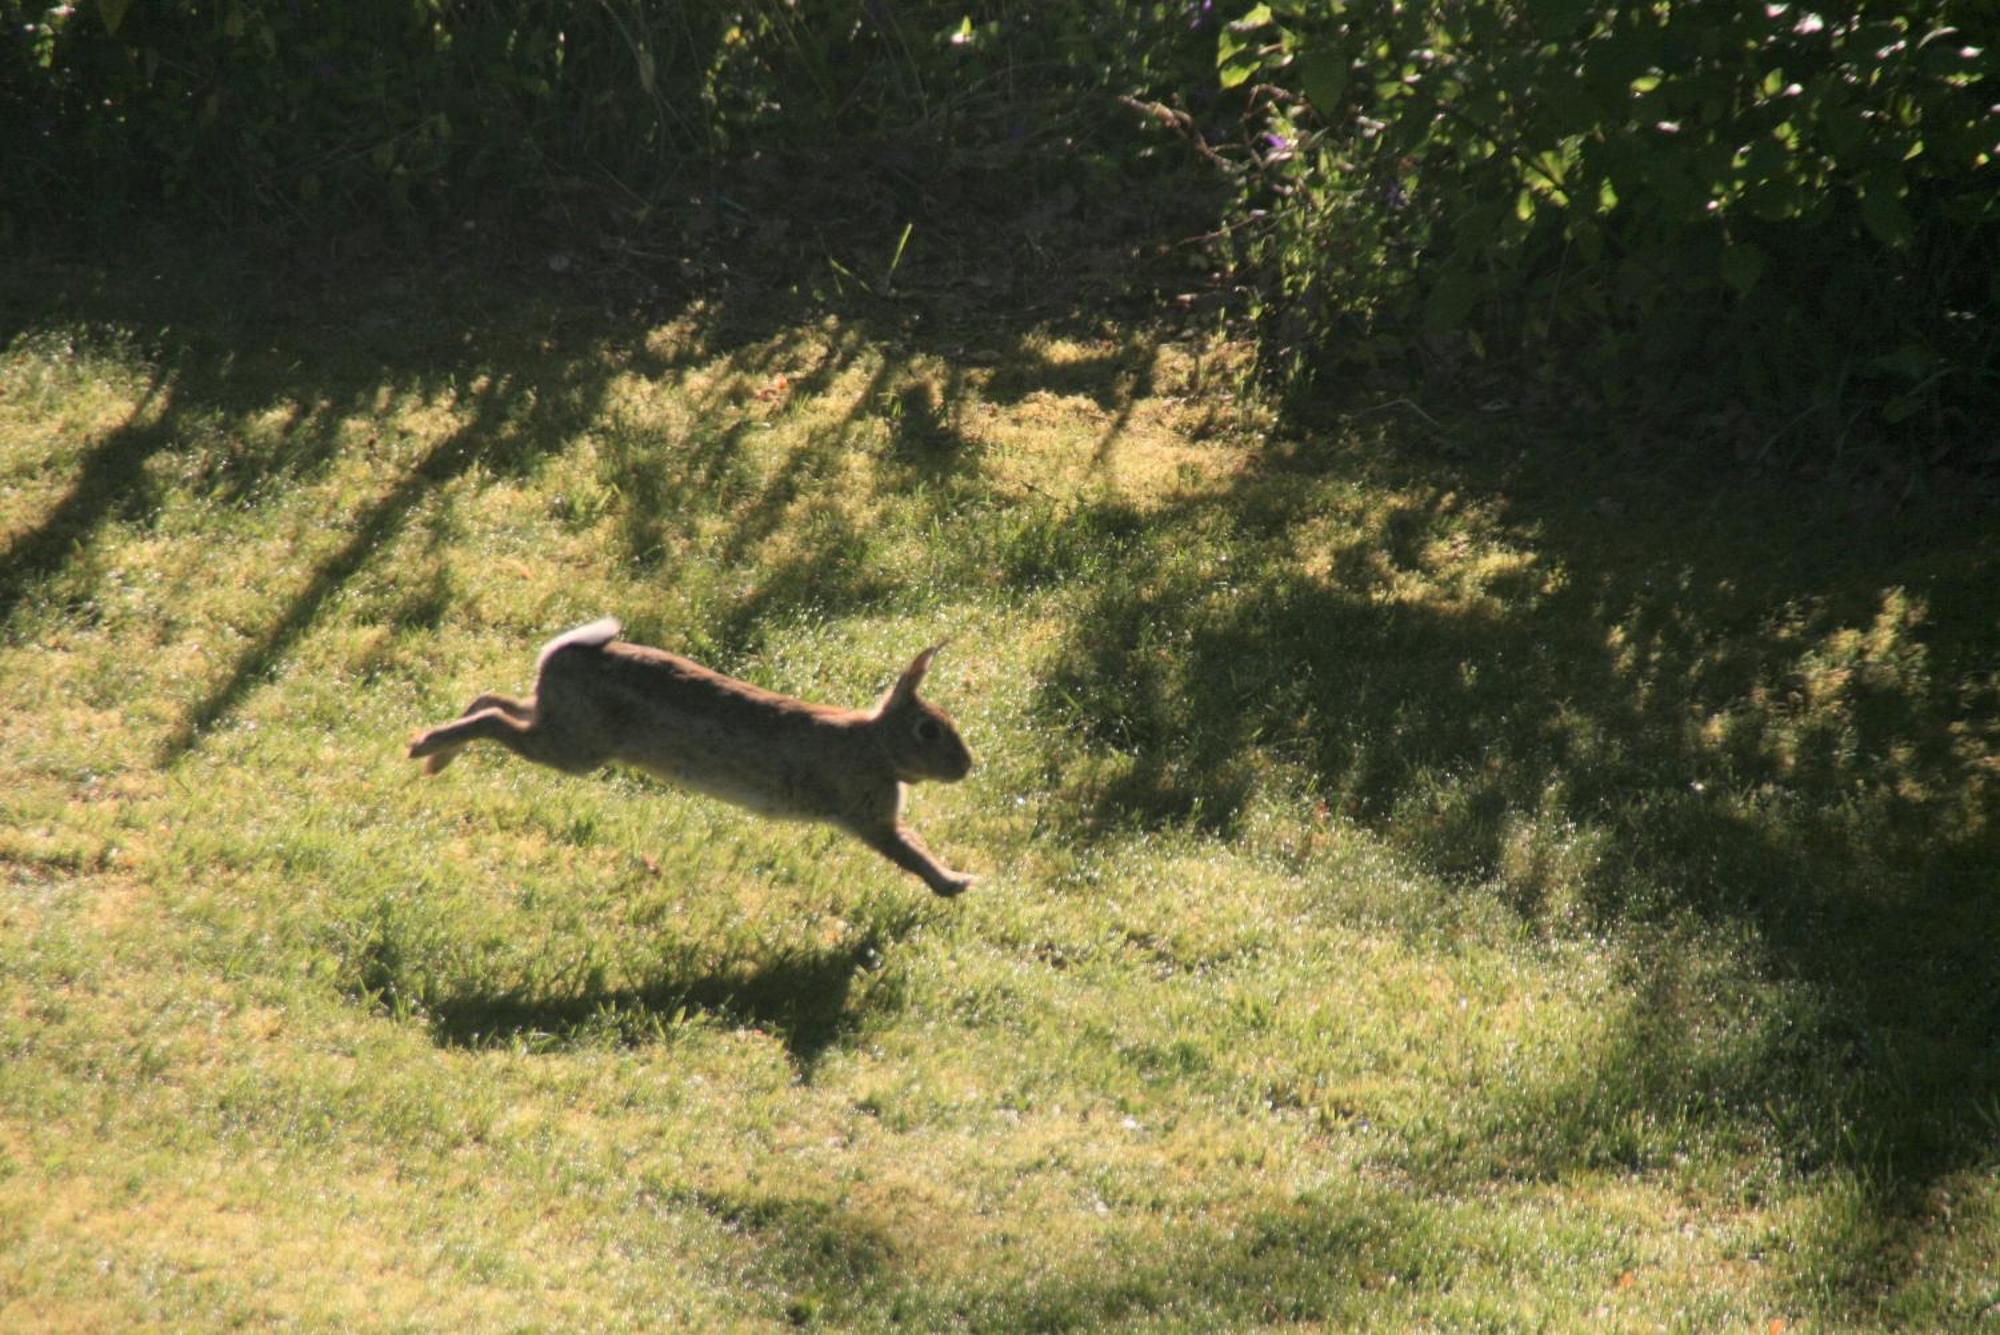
1424, 268, 1482, 332
1743, 134, 1790, 184
1720, 242, 1765, 295
1817, 100, 1866, 158
1744, 180, 1808, 223
98, 0, 130, 35
1523, 0, 1593, 38
1868, 344, 1932, 381
1294, 47, 1348, 114
1218, 28, 1258, 88
1917, 27, 1980, 76
1858, 174, 1915, 248
1584, 27, 1657, 92
1881, 392, 1927, 424
1219, 4, 1280, 87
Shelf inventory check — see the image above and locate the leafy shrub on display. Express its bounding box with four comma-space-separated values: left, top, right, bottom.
1, 0, 729, 225
0, 1, 1211, 232
1187, 1, 1999, 478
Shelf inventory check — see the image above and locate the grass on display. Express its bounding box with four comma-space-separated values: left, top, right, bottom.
2, 239, 1996, 1330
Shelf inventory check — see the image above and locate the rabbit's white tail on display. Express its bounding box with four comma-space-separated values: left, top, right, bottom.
536, 617, 622, 671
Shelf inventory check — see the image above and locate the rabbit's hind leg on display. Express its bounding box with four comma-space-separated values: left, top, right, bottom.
409, 701, 537, 775
409, 696, 614, 777
407, 693, 535, 774
456, 691, 532, 721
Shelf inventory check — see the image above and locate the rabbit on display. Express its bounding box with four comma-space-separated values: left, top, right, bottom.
407, 618, 976, 896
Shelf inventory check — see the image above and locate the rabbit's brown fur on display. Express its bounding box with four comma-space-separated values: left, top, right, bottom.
408, 618, 976, 895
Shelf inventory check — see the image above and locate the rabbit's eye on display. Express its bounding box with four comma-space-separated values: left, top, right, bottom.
915, 718, 942, 743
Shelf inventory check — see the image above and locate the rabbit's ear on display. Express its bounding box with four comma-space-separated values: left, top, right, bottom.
886, 644, 942, 708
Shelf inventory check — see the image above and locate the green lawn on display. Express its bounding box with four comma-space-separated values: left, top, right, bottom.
3, 246, 1995, 1329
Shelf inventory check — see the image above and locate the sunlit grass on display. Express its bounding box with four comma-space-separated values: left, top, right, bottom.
2, 250, 1995, 1328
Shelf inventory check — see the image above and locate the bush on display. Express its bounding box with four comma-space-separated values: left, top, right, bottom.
1, 0, 730, 225
0, 1, 1211, 233
1185, 1, 1999, 478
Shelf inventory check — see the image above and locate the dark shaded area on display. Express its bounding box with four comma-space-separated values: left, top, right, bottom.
799, 1184, 1442, 1330
1, 0, 1224, 354
0, 376, 175, 624
420, 926, 902, 1079
1034, 409, 2000, 1307
0, 259, 677, 760
0, 223, 1166, 736
659, 1187, 899, 1325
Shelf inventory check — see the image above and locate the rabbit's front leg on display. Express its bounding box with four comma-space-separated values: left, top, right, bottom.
850, 820, 975, 897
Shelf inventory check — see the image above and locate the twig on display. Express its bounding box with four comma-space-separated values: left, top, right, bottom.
1116, 95, 1244, 175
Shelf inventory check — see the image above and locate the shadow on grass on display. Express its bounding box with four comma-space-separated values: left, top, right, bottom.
419, 927, 897, 1078
0, 254, 682, 748
0, 375, 179, 624
1035, 416, 2000, 1308
760, 1177, 1451, 1330
1, 235, 1142, 745
653, 1185, 899, 1324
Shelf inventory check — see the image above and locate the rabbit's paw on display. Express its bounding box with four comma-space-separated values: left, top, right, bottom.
931, 871, 977, 898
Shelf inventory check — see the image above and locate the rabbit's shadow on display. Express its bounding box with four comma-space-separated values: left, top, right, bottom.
423, 924, 909, 1078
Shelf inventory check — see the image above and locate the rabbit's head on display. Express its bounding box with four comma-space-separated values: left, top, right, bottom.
875, 645, 973, 783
